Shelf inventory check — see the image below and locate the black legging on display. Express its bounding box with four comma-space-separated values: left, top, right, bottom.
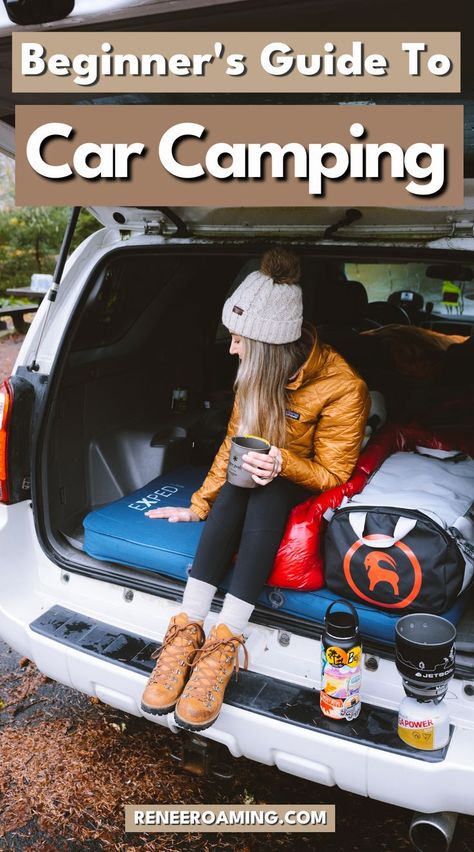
189, 478, 313, 604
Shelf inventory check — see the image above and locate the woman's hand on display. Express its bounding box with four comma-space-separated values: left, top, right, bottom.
145, 506, 201, 523
242, 445, 283, 486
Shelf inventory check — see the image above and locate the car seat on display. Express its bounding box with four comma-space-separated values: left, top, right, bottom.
344, 280, 380, 331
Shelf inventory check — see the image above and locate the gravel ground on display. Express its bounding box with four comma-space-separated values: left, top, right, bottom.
0, 332, 24, 381
1, 334, 473, 851
1, 640, 474, 852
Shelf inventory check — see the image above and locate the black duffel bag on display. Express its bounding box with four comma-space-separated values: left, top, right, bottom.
324, 449, 474, 614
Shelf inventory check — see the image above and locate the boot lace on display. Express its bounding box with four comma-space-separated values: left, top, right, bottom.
184, 634, 249, 703
149, 620, 205, 686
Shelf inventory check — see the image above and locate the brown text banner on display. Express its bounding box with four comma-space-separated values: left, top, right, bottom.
15, 104, 463, 207
12, 32, 460, 94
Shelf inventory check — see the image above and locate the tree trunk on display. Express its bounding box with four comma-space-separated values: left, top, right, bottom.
35, 235, 42, 272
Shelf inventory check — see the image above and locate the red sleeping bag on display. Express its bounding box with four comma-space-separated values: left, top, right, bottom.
268, 423, 474, 591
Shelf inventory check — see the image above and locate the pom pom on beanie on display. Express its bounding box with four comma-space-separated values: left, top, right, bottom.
222, 248, 303, 344
260, 247, 301, 285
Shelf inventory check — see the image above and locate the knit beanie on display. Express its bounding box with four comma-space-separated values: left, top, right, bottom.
222, 248, 303, 344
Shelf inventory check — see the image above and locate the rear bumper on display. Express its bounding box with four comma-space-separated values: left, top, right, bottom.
1, 501, 474, 816
26, 604, 474, 817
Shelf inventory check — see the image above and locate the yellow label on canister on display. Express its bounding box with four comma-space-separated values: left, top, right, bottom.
398, 721, 434, 750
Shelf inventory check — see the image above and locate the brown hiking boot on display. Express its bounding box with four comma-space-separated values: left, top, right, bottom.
141, 612, 205, 716
174, 623, 249, 731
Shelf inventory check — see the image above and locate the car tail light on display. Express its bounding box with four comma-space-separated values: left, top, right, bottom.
0, 379, 12, 503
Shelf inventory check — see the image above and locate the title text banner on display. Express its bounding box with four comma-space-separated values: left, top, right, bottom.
15, 105, 463, 207
12, 32, 460, 94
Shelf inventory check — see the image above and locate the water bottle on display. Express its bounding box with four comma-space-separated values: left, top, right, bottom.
320, 599, 362, 721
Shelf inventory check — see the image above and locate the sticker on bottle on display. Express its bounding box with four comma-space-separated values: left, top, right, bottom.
325, 645, 362, 668
320, 690, 345, 719
343, 694, 361, 721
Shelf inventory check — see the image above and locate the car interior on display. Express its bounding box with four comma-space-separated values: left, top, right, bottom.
35, 246, 473, 658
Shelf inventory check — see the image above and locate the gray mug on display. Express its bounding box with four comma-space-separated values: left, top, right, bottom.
227, 435, 271, 488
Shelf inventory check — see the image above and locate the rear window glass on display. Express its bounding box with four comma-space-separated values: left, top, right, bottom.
345, 261, 474, 319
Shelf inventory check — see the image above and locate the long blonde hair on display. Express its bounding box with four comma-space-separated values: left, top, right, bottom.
232, 246, 312, 447
234, 330, 313, 447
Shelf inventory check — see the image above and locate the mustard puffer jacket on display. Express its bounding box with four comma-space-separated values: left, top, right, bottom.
190, 331, 370, 520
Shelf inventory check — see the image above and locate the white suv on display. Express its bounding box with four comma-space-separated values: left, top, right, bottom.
1, 199, 473, 852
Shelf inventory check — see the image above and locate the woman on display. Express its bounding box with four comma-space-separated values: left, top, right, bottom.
141, 248, 370, 731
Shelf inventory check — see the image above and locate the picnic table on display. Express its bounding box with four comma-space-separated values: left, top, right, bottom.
0, 303, 39, 334
1, 288, 46, 333
6, 287, 47, 302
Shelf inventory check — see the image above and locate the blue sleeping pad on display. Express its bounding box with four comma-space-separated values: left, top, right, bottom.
83, 466, 208, 581
83, 465, 468, 644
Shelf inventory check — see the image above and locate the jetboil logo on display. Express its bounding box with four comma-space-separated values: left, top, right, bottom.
343, 534, 423, 608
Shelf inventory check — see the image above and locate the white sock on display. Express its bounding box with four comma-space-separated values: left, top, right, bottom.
180, 576, 217, 622
218, 593, 254, 636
